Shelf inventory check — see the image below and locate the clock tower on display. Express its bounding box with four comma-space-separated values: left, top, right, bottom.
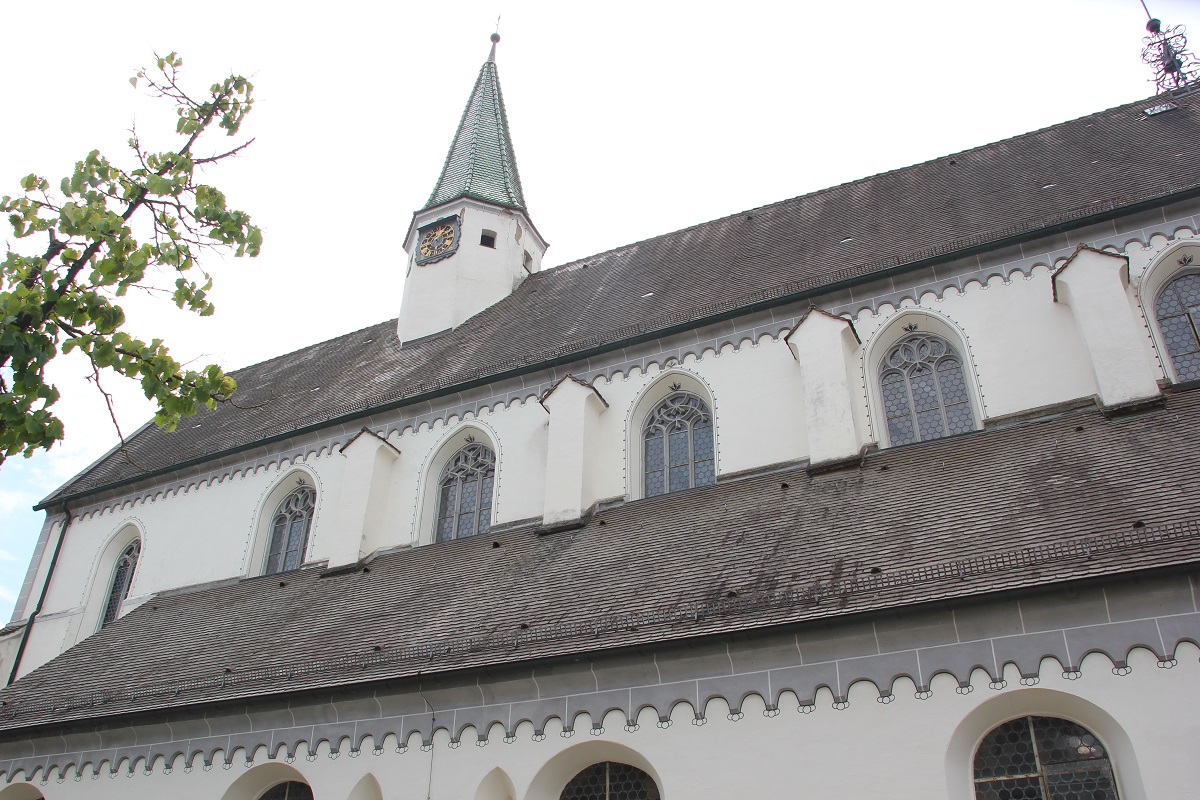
398, 34, 548, 345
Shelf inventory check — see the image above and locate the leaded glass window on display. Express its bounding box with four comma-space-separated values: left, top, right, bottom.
258, 782, 314, 800
436, 442, 495, 542
1155, 272, 1200, 382
643, 392, 715, 498
266, 486, 315, 574
879, 333, 975, 446
560, 761, 660, 800
974, 716, 1119, 800
101, 540, 140, 628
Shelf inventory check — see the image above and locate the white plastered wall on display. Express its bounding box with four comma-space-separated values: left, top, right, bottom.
21, 233, 1187, 674
2, 647, 1196, 799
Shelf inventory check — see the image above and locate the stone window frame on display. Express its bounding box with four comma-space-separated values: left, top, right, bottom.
100, 539, 140, 628
1134, 239, 1200, 386
625, 370, 719, 501
1150, 266, 1200, 384
417, 423, 503, 546
641, 392, 716, 498
265, 485, 317, 575
864, 310, 983, 448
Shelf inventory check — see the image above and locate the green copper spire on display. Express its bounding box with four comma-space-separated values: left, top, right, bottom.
424, 34, 527, 211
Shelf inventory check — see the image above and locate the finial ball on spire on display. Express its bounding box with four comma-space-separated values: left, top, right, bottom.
491, 33, 501, 44
1147, 18, 1162, 34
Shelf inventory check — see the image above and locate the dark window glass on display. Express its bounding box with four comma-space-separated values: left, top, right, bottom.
1155, 272, 1200, 382
436, 442, 495, 542
259, 782, 314, 800
879, 333, 976, 446
266, 486, 316, 574
973, 716, 1119, 800
642, 392, 715, 498
101, 540, 140, 627
560, 761, 660, 800
480, 231, 497, 248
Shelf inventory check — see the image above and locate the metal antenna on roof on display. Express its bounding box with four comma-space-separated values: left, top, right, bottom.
1139, 5, 1199, 100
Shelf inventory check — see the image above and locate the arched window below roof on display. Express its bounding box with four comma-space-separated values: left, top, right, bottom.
1154, 271, 1200, 383
973, 716, 1119, 800
879, 332, 976, 446
265, 486, 315, 574
436, 441, 496, 542
642, 392, 715, 498
560, 762, 660, 800
101, 540, 140, 628
258, 782, 313, 800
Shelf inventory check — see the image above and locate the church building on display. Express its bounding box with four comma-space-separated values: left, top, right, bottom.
0, 26, 1198, 800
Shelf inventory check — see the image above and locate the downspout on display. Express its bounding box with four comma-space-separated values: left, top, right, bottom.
7, 505, 71, 686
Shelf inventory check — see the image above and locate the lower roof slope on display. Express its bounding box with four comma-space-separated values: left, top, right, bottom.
42, 94, 1200, 505
7, 391, 1200, 731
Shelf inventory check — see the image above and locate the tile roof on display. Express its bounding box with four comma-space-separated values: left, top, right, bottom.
40, 93, 1200, 507
423, 40, 526, 211
7, 391, 1200, 729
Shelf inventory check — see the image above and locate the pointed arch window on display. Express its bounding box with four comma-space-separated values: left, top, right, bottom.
974, 716, 1118, 799
643, 392, 715, 497
437, 442, 495, 542
266, 486, 316, 574
1154, 271, 1200, 382
101, 540, 140, 628
879, 333, 976, 446
560, 762, 660, 800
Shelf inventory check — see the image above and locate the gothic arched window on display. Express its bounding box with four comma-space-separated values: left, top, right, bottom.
643, 392, 715, 497
879, 333, 975, 446
560, 762, 660, 800
974, 716, 1119, 800
266, 486, 316, 574
101, 540, 140, 628
258, 782, 314, 800
436, 442, 495, 542
1154, 272, 1200, 383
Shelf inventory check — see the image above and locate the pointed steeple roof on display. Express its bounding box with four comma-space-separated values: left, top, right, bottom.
424, 34, 527, 211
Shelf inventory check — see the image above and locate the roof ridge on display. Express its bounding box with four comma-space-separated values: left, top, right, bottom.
541, 92, 1184, 275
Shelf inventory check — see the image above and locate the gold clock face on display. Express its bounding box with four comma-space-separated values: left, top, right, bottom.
420, 225, 456, 259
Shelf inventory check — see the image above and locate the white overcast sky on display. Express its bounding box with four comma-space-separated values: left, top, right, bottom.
0, 0, 1194, 619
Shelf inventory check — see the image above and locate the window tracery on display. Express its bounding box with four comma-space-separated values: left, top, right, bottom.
101, 540, 140, 628
1154, 271, 1200, 382
643, 392, 715, 497
266, 486, 316, 574
879, 333, 975, 446
560, 761, 660, 800
436, 442, 495, 542
974, 716, 1118, 800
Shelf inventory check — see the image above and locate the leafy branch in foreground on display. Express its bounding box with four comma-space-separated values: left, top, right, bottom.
0, 52, 261, 465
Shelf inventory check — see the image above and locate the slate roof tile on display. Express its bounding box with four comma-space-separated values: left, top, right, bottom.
40, 94, 1200, 505
6, 390, 1200, 729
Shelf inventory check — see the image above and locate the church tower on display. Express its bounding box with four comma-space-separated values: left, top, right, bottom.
398, 34, 548, 344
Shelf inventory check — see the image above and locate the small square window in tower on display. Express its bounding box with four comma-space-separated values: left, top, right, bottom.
480, 230, 497, 248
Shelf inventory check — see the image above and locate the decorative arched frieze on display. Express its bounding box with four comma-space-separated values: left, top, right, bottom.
623, 368, 720, 500
944, 688, 1148, 800
861, 308, 985, 447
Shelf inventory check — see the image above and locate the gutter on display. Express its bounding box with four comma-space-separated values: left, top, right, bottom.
35, 184, 1200, 511
7, 507, 71, 686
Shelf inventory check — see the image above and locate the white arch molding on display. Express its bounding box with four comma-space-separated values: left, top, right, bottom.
943, 688, 1146, 800
245, 465, 322, 576
220, 763, 312, 800
862, 308, 985, 447
623, 367, 719, 501
525, 741, 665, 800
1135, 238, 1200, 384
414, 420, 504, 546
72, 519, 145, 642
